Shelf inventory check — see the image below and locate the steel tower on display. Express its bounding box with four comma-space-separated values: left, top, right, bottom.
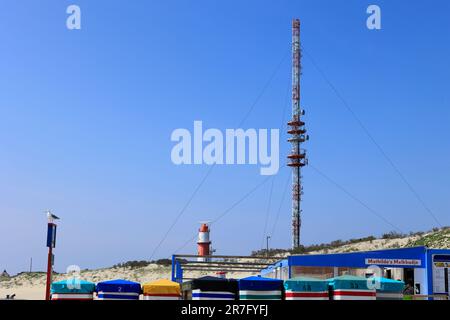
287, 19, 308, 249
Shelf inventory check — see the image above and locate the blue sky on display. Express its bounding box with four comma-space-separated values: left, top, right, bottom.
0, 0, 449, 275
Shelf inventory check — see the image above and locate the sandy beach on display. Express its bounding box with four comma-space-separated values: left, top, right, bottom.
0, 264, 252, 300
2, 229, 449, 300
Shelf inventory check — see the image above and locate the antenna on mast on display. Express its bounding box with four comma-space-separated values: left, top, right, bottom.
287, 19, 308, 249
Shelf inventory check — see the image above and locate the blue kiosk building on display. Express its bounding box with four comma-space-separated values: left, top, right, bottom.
260, 246, 450, 297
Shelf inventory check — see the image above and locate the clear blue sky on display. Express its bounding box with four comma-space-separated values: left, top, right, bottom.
0, 0, 449, 275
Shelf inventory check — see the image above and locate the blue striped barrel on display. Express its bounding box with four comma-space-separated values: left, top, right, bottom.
96, 279, 141, 300
51, 279, 96, 301
284, 277, 329, 300
182, 276, 237, 300
371, 277, 404, 300
238, 276, 283, 300
328, 275, 376, 300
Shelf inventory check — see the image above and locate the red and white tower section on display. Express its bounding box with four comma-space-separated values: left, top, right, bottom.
197, 223, 211, 262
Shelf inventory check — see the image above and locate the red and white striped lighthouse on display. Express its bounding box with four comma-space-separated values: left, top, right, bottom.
197, 223, 211, 262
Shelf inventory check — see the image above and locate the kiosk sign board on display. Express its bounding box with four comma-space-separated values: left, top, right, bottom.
365, 258, 421, 266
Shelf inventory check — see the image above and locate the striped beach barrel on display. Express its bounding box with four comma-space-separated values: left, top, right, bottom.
142, 279, 181, 300
371, 277, 404, 300
284, 277, 329, 300
182, 276, 237, 300
51, 279, 95, 301
328, 275, 376, 300
96, 279, 141, 300
238, 276, 283, 300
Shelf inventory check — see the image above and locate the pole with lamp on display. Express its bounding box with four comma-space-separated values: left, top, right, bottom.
45, 210, 59, 300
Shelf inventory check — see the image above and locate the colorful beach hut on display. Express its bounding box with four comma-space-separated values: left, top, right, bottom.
142, 279, 181, 300
328, 275, 376, 300
238, 276, 283, 300
182, 276, 237, 300
284, 277, 329, 300
369, 277, 404, 300
96, 279, 141, 300
51, 279, 96, 300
